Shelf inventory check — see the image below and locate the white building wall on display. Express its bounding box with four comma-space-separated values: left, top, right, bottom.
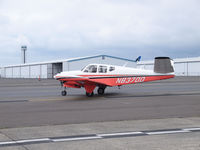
174, 63, 187, 76
1, 68, 5, 78
173, 62, 200, 76
21, 66, 30, 78
41, 65, 47, 78
1, 55, 137, 78
30, 65, 40, 78
63, 62, 69, 71
188, 62, 200, 76
5, 68, 13, 78
47, 64, 53, 78
2, 65, 49, 78
13, 67, 21, 78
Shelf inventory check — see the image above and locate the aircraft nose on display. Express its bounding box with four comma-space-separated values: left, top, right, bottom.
54, 73, 60, 79
54, 75, 57, 79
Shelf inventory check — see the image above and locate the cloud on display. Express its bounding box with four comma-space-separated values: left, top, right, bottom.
0, 0, 200, 66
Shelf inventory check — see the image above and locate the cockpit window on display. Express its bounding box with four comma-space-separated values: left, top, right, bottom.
109, 66, 115, 72
98, 66, 107, 73
84, 65, 97, 73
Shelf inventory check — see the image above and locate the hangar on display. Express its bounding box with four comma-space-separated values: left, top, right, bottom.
0, 55, 136, 79
137, 56, 200, 76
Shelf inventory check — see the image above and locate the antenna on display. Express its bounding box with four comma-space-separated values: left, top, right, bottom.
21, 45, 27, 64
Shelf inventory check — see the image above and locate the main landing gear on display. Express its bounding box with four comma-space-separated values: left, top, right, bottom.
97, 87, 105, 95
85, 86, 106, 97
85, 87, 106, 97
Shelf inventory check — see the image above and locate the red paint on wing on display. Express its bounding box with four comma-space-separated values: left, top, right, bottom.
63, 81, 82, 88
84, 82, 96, 93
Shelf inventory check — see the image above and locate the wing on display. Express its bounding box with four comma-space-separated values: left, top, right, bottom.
58, 75, 110, 88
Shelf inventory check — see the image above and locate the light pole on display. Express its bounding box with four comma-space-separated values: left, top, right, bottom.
21, 45, 27, 64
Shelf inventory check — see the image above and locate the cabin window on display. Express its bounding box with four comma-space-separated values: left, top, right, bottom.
84, 65, 97, 73
109, 66, 115, 72
98, 66, 107, 73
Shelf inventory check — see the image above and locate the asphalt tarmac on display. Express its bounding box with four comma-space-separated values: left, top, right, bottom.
0, 77, 200, 150
0, 77, 200, 128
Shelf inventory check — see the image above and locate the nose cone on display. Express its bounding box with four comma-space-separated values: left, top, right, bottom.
54, 73, 61, 79
54, 70, 82, 80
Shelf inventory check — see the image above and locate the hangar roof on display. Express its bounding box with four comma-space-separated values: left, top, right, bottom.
137, 56, 200, 65
174, 57, 200, 63
3, 55, 136, 68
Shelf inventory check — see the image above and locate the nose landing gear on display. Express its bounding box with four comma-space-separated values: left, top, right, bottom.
61, 90, 67, 96
61, 83, 67, 96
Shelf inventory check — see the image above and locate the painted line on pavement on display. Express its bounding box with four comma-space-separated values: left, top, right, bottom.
183, 128, 200, 131
0, 100, 28, 103
0, 127, 199, 147
146, 130, 190, 135
98, 131, 144, 137
52, 136, 102, 142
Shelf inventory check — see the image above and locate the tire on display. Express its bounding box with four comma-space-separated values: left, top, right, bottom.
86, 92, 94, 97
97, 88, 105, 95
61, 90, 67, 96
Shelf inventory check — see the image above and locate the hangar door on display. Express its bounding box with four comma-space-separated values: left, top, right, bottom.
52, 63, 63, 77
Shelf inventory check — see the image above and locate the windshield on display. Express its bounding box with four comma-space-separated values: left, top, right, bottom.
81, 66, 86, 71
83, 65, 97, 73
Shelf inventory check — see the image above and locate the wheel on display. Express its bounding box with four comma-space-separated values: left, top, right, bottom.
61, 90, 67, 96
86, 92, 94, 97
97, 88, 105, 95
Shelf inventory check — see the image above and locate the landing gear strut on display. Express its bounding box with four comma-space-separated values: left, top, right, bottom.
61, 85, 67, 96
86, 92, 94, 97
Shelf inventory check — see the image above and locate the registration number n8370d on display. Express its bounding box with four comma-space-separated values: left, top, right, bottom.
116, 77, 145, 84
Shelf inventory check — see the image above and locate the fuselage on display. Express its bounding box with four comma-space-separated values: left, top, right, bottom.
54, 64, 175, 87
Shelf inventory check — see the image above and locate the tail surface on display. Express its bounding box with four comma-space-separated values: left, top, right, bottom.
154, 57, 174, 74
135, 56, 141, 62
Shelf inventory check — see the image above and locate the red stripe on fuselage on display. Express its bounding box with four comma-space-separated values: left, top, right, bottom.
88, 75, 174, 86
56, 74, 174, 86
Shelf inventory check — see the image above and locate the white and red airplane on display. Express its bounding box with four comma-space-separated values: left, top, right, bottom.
54, 57, 175, 97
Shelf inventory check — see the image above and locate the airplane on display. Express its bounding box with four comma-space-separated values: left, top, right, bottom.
54, 57, 175, 97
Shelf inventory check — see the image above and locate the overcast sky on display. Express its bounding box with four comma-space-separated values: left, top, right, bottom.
0, 0, 200, 66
